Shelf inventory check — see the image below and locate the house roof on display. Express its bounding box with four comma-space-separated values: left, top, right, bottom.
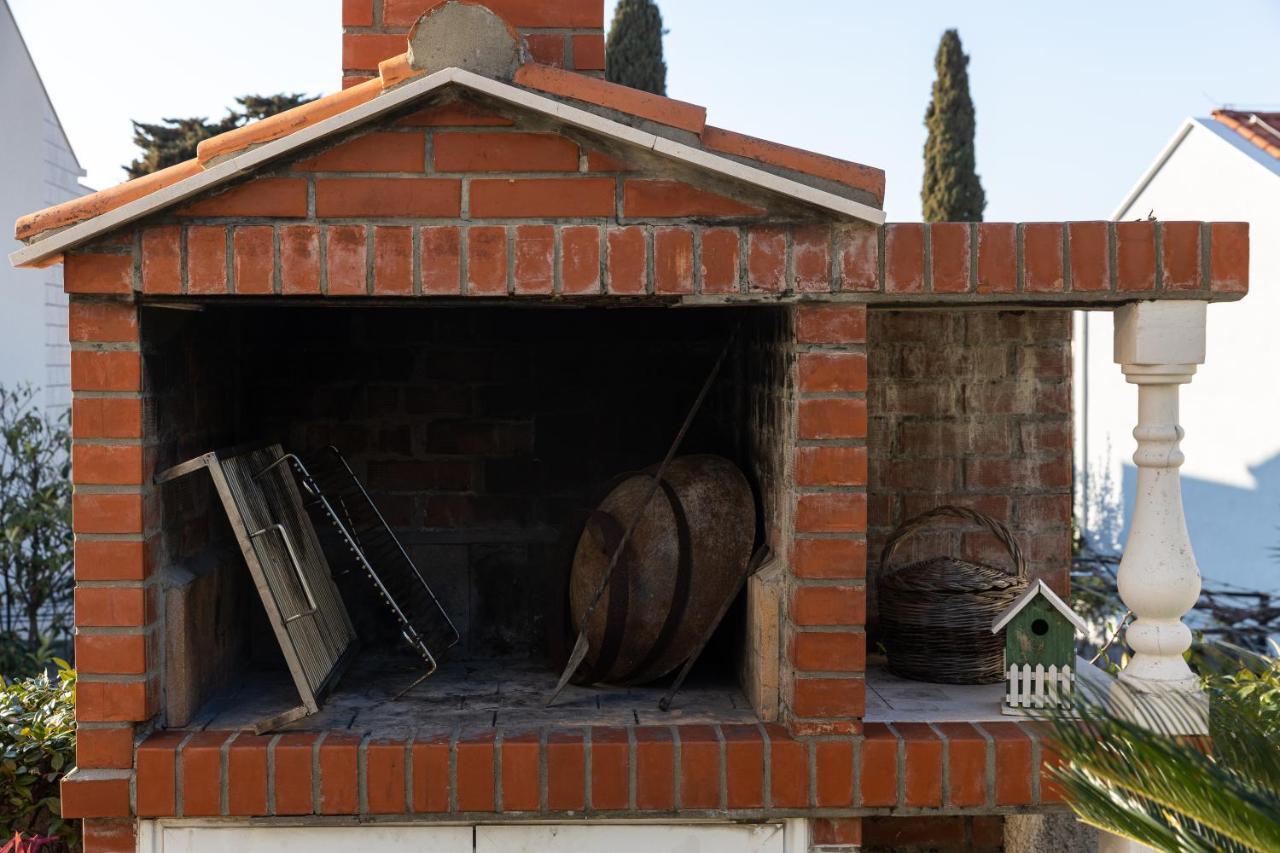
10, 55, 886, 269
991, 579, 1087, 635
1113, 112, 1280, 220
1212, 109, 1280, 160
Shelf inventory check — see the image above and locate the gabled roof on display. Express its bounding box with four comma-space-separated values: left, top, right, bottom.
11, 56, 885, 269
991, 579, 1087, 635
1213, 109, 1280, 161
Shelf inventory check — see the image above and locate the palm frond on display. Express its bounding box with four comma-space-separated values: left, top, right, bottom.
1043, 673, 1280, 853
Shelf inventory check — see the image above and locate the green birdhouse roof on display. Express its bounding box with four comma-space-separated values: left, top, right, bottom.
990, 579, 1087, 634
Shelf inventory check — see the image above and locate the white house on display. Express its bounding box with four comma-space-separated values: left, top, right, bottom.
1076, 108, 1280, 594
0, 0, 91, 411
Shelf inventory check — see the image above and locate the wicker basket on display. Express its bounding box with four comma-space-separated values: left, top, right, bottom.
878, 506, 1028, 684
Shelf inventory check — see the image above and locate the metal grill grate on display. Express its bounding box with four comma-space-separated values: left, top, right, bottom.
277, 447, 460, 692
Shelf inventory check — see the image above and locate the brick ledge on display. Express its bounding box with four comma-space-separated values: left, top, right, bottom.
62, 721, 1063, 819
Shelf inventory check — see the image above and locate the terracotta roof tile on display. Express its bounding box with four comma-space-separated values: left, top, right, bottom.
1213, 109, 1280, 160
196, 77, 385, 165
15, 160, 202, 241
514, 62, 707, 135
703, 126, 885, 205
14, 70, 395, 242
378, 53, 420, 90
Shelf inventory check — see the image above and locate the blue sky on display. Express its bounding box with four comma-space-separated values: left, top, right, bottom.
11, 0, 1279, 220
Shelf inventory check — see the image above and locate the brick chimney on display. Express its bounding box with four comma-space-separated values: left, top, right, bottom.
342, 0, 606, 88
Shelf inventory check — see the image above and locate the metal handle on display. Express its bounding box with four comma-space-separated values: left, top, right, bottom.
255, 453, 320, 498
250, 523, 319, 623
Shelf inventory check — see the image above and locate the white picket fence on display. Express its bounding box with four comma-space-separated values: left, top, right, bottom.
1006, 663, 1074, 709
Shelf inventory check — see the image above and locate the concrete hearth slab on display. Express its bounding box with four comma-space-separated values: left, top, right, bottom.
863, 664, 1008, 723
194, 652, 756, 734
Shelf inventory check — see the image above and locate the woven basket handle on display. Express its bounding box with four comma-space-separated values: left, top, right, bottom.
879, 505, 1027, 580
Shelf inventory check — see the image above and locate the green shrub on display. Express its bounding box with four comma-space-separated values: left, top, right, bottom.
0, 663, 76, 848
0, 635, 63, 683
1209, 641, 1280, 743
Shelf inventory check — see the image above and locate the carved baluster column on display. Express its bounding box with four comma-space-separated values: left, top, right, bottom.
1112, 301, 1207, 693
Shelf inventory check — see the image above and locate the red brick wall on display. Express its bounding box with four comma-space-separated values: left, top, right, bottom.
342, 0, 606, 88
867, 310, 1074, 633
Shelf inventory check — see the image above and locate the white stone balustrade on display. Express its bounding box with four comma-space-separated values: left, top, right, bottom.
1112, 300, 1207, 694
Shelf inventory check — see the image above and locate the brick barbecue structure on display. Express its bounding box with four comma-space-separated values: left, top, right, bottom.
10, 2, 1249, 852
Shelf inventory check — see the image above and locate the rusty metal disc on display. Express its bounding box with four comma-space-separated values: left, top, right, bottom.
568, 454, 755, 685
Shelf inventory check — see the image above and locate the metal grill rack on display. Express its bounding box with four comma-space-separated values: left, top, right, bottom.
261, 446, 461, 697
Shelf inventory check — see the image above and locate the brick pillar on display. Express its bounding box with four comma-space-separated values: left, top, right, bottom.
61, 251, 154, 830
786, 304, 868, 735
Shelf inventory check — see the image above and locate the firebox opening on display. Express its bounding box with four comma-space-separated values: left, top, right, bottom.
148, 303, 790, 730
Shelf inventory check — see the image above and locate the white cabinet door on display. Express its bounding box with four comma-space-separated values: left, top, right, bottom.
153, 826, 474, 853
145, 822, 790, 853
475, 824, 787, 853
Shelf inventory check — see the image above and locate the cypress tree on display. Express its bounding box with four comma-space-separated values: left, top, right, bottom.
921, 30, 986, 222
605, 0, 667, 96
126, 93, 316, 178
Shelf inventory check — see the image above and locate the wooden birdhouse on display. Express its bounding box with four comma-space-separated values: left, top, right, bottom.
990, 579, 1086, 713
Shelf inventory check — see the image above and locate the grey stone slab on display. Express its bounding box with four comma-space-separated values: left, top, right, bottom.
196, 652, 758, 733
862, 664, 1007, 723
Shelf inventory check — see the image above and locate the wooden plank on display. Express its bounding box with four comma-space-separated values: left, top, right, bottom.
742, 560, 783, 722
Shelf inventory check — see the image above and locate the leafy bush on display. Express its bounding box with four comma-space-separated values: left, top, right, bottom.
1217, 649, 1280, 716
0, 386, 73, 664
0, 664, 76, 848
